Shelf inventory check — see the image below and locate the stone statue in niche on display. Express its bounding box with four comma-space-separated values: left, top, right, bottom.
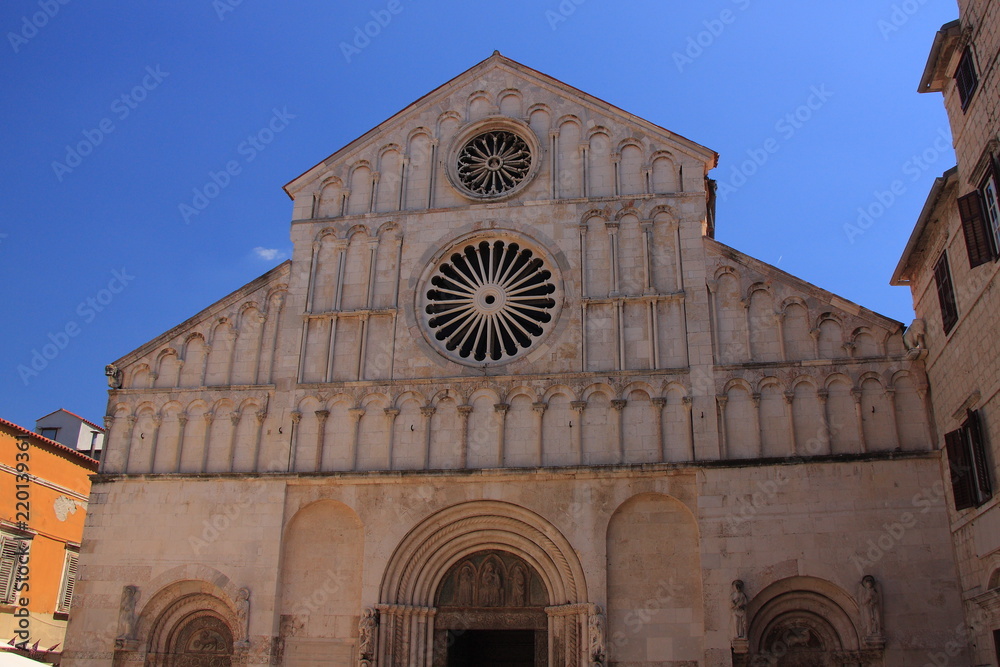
479, 561, 503, 607
589, 607, 607, 666
358, 607, 379, 661
105, 364, 123, 389
509, 563, 527, 607
456, 564, 475, 606
731, 580, 748, 640
235, 587, 251, 648
860, 575, 883, 638
115, 585, 139, 648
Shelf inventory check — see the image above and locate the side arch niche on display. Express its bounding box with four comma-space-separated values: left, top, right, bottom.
376, 500, 597, 667
735, 576, 881, 667
124, 579, 243, 667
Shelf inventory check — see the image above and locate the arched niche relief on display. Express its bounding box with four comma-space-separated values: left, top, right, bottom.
734, 577, 880, 667
433, 550, 550, 666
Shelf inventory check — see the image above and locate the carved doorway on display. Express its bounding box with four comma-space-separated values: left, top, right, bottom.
432, 550, 549, 667
161, 614, 234, 667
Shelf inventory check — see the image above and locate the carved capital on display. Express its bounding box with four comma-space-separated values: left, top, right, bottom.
315, 409, 330, 424
578, 223, 589, 235
126, 415, 136, 427
494, 403, 510, 414
682, 396, 693, 409
151, 415, 162, 428
384, 407, 400, 419
255, 411, 267, 425
104, 415, 115, 429
604, 222, 620, 234
203, 412, 215, 424
783, 391, 795, 405
230, 412, 241, 426
349, 408, 366, 421
532, 401, 548, 414
716, 395, 728, 409
640, 220, 654, 233
751, 393, 761, 408
420, 406, 436, 418
571, 401, 588, 413
178, 415, 188, 427
817, 389, 829, 405
851, 389, 863, 405
290, 410, 302, 424
611, 399, 627, 411
457, 404, 474, 417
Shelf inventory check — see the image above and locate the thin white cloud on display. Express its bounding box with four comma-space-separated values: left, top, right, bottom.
253, 247, 284, 261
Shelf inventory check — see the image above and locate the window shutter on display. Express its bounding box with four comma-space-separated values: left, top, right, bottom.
0, 536, 16, 604
968, 410, 993, 501
958, 191, 994, 268
58, 551, 79, 613
947, 428, 976, 510
934, 254, 959, 333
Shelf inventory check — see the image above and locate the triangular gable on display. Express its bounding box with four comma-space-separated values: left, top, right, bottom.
282, 52, 718, 199
112, 261, 290, 368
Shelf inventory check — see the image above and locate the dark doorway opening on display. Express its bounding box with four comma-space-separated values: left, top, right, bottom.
447, 629, 535, 667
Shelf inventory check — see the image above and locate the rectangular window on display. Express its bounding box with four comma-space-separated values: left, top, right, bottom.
981, 162, 1000, 255
39, 428, 59, 440
933, 252, 959, 333
946, 410, 992, 510
56, 548, 80, 614
0, 532, 30, 605
955, 46, 979, 110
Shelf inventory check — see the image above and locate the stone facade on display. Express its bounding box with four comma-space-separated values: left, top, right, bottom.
65, 54, 964, 666
893, 2, 1000, 664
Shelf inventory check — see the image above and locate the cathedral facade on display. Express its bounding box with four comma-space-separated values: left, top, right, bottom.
65, 55, 964, 666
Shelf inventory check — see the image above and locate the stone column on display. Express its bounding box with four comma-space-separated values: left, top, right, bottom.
852, 389, 867, 452
817, 389, 831, 455
174, 414, 188, 473
201, 412, 214, 473
227, 412, 241, 473
716, 395, 729, 459
751, 393, 763, 458
527, 401, 546, 466
100, 415, 115, 474
494, 403, 509, 467
349, 408, 365, 471
147, 415, 162, 474
784, 392, 797, 456
641, 220, 654, 295
252, 410, 266, 473
611, 152, 621, 195
579, 223, 589, 299
457, 405, 473, 468
288, 411, 302, 472
384, 407, 400, 470
652, 397, 667, 462
420, 406, 436, 468
683, 396, 695, 461
313, 410, 330, 472
611, 399, 627, 463
571, 401, 587, 465
885, 388, 901, 450
306, 240, 320, 312
252, 311, 268, 385
606, 221, 620, 297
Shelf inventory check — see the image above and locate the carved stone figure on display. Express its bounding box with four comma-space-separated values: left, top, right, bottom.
480, 561, 503, 607
589, 607, 607, 665
860, 575, 882, 637
358, 607, 378, 660
903, 318, 926, 351
105, 363, 124, 389
456, 564, 475, 606
731, 580, 748, 640
509, 563, 527, 607
235, 587, 250, 647
117, 585, 139, 641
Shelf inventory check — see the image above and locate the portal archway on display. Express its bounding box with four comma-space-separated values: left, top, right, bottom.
377, 501, 595, 666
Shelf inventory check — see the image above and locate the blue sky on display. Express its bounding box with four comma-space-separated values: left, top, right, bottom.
0, 1, 957, 428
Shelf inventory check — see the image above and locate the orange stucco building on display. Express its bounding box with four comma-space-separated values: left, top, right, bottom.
1, 416, 97, 660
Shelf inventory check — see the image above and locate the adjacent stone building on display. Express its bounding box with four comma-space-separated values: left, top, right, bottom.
65, 54, 965, 666
892, 1, 1000, 664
